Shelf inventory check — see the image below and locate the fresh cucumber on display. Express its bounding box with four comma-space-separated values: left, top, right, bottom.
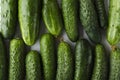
74, 39, 93, 80
62, 0, 78, 41
92, 44, 108, 80
56, 41, 74, 80
9, 39, 25, 80
26, 51, 42, 80
0, 0, 17, 38
40, 33, 56, 80
42, 0, 63, 36
19, 0, 41, 45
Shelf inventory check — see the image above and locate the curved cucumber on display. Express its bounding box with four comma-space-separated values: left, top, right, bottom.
0, 35, 7, 80
19, 0, 40, 45
109, 48, 120, 80
62, 0, 78, 41
42, 0, 63, 36
0, 0, 17, 38
9, 39, 25, 80
79, 0, 101, 43
74, 39, 93, 80
40, 33, 56, 80
26, 51, 42, 80
107, 0, 120, 45
56, 41, 74, 80
92, 45, 108, 80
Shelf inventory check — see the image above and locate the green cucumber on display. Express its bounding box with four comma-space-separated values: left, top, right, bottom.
92, 44, 108, 80
109, 48, 120, 80
42, 0, 63, 36
19, 0, 40, 45
0, 0, 17, 38
56, 41, 74, 80
107, 0, 120, 45
79, 0, 101, 43
40, 33, 56, 80
93, 0, 107, 29
0, 35, 7, 80
9, 39, 25, 80
26, 51, 42, 80
74, 39, 93, 80
62, 0, 78, 41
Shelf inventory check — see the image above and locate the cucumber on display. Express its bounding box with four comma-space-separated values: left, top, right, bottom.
26, 51, 42, 80
79, 0, 101, 43
107, 0, 120, 45
9, 39, 25, 80
0, 35, 7, 80
62, 0, 78, 41
40, 33, 56, 80
74, 39, 93, 80
56, 41, 74, 80
92, 45, 108, 80
109, 48, 120, 80
93, 0, 107, 29
42, 0, 63, 36
19, 0, 40, 45
0, 0, 17, 38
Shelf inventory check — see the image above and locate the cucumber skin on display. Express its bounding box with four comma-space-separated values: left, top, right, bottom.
19, 0, 40, 46
42, 0, 63, 36
94, 0, 107, 29
9, 39, 25, 80
26, 51, 42, 80
74, 39, 93, 80
79, 0, 101, 43
56, 42, 74, 80
40, 33, 56, 80
92, 45, 108, 80
0, 0, 17, 38
0, 35, 7, 80
107, 0, 120, 45
62, 0, 78, 41
109, 49, 120, 80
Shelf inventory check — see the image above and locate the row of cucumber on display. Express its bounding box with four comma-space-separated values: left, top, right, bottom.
0, 0, 107, 45
0, 33, 108, 80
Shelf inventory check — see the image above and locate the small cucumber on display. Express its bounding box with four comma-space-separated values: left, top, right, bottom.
42, 0, 63, 36
56, 41, 74, 80
79, 0, 101, 43
74, 39, 93, 80
0, 0, 17, 38
109, 48, 120, 80
0, 35, 7, 80
19, 0, 41, 45
9, 39, 25, 80
62, 0, 78, 41
26, 51, 42, 80
92, 45, 108, 80
107, 0, 120, 45
40, 33, 56, 80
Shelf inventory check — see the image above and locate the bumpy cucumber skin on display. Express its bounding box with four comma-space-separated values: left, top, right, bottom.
19, 0, 40, 46
92, 45, 108, 80
79, 0, 101, 43
0, 0, 17, 38
107, 0, 120, 45
26, 51, 42, 80
93, 0, 107, 29
42, 0, 63, 36
109, 49, 120, 80
56, 42, 74, 80
62, 0, 78, 41
9, 39, 25, 80
0, 35, 7, 80
40, 33, 56, 80
74, 39, 93, 80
